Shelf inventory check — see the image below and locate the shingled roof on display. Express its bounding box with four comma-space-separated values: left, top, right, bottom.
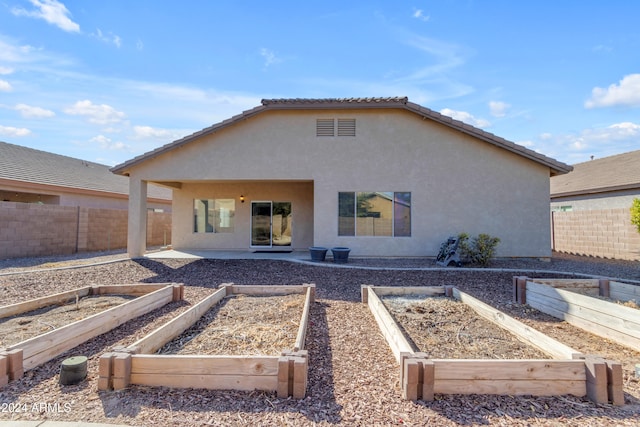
0, 141, 171, 200
550, 149, 640, 197
111, 97, 572, 176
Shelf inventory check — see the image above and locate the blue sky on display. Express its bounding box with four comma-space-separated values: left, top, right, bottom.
1, 1, 639, 167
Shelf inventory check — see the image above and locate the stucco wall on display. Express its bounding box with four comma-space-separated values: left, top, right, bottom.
0, 201, 171, 259
126, 108, 553, 257
172, 181, 313, 250
551, 189, 640, 211
552, 208, 640, 260
0, 182, 171, 211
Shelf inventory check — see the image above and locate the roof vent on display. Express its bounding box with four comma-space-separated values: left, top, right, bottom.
316, 119, 335, 137
337, 119, 356, 136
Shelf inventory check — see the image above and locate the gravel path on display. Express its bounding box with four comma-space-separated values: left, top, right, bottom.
0, 251, 639, 426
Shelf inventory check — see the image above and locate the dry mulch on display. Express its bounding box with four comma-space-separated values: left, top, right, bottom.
0, 252, 638, 426
159, 293, 304, 356
0, 295, 133, 348
382, 295, 548, 359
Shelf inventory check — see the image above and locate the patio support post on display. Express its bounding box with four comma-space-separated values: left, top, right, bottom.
128, 177, 148, 258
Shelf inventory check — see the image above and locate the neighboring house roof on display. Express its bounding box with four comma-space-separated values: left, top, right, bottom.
0, 141, 171, 201
111, 97, 572, 176
550, 150, 640, 198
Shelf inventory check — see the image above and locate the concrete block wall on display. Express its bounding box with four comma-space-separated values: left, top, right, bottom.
0, 201, 172, 259
0, 202, 78, 258
552, 208, 640, 261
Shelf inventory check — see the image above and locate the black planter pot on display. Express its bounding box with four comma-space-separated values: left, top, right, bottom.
309, 247, 328, 262
331, 247, 351, 263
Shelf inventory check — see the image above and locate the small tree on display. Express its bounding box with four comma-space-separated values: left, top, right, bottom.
632, 198, 640, 234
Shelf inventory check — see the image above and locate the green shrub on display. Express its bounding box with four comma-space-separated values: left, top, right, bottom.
457, 232, 500, 267
632, 198, 640, 234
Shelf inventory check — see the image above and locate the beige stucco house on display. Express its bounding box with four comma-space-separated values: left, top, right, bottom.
111, 97, 571, 258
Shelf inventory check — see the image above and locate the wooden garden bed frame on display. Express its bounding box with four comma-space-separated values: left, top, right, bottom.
99, 283, 315, 398
513, 276, 640, 352
362, 285, 623, 405
0, 283, 183, 388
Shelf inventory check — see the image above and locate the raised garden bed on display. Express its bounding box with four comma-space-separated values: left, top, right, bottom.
362, 285, 623, 405
0, 283, 183, 387
513, 276, 640, 352
98, 283, 315, 398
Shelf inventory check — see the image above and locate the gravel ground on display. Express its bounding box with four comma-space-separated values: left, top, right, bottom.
0, 251, 639, 426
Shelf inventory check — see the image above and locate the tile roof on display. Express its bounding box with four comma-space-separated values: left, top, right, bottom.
550, 149, 640, 197
0, 141, 171, 200
111, 97, 572, 176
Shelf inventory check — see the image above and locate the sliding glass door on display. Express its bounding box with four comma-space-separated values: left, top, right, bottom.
251, 201, 292, 248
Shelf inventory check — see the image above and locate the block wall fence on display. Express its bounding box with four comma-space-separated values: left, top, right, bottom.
552, 208, 640, 261
0, 201, 171, 259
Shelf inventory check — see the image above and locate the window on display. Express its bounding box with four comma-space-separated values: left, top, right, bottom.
316, 118, 356, 137
194, 199, 235, 233
338, 192, 411, 237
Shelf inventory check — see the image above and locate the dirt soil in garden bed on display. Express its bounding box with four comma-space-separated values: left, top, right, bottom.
382, 295, 548, 359
0, 295, 134, 348
159, 293, 305, 355
0, 252, 639, 426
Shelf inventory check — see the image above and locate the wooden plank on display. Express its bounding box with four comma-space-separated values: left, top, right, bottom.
292, 356, 307, 398
129, 372, 278, 391
366, 287, 414, 362
527, 282, 640, 350
452, 288, 580, 359
0, 353, 7, 387
513, 276, 528, 305
294, 285, 313, 352
276, 357, 290, 398
402, 358, 420, 401
0, 286, 92, 319
434, 379, 586, 397
367, 286, 445, 297
527, 281, 640, 328
93, 283, 172, 296
606, 361, 624, 406
422, 360, 435, 401
97, 353, 114, 391
112, 353, 131, 390
529, 279, 599, 289
610, 281, 640, 302
6, 349, 23, 380
583, 357, 608, 404
130, 287, 227, 354
12, 285, 174, 370
430, 359, 585, 381
229, 285, 308, 296
130, 354, 280, 376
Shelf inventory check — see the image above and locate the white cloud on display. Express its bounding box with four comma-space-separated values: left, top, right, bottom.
412, 9, 430, 22
133, 125, 178, 141
89, 134, 127, 150
260, 48, 281, 68
0, 80, 12, 92
440, 108, 491, 128
92, 29, 122, 48
15, 103, 56, 118
0, 125, 31, 137
585, 74, 640, 108
12, 0, 80, 33
64, 100, 125, 125
0, 66, 14, 75
136, 39, 144, 51
488, 101, 510, 117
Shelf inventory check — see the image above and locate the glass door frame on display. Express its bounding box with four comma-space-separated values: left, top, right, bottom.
250, 200, 292, 249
